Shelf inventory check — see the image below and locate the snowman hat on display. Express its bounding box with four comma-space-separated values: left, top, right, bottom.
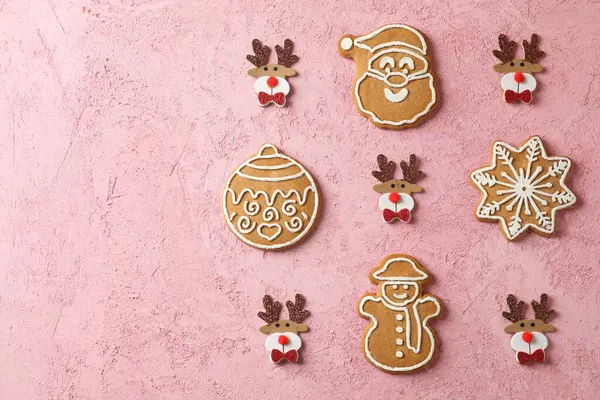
370, 255, 430, 282
339, 24, 428, 56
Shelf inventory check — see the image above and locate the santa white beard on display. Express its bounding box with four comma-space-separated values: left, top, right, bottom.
501, 72, 537, 93
264, 332, 302, 352
254, 76, 290, 95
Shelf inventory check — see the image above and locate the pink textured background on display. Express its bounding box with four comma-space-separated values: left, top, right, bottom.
1, 0, 599, 399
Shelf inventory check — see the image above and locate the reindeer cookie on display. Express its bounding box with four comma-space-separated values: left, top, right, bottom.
493, 34, 545, 104
358, 255, 442, 373
338, 24, 438, 130
470, 136, 576, 240
258, 294, 310, 364
372, 154, 423, 223
503, 294, 556, 365
247, 39, 298, 107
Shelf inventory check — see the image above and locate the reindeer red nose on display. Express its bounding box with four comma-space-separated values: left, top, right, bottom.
514, 72, 525, 83
278, 335, 289, 345
522, 331, 533, 343
267, 76, 278, 88
388, 192, 400, 203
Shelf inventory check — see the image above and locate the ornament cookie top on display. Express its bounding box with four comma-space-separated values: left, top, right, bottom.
338, 24, 438, 130
493, 34, 545, 104
358, 255, 442, 373
470, 136, 576, 240
247, 39, 298, 107
223, 143, 320, 250
372, 154, 423, 223
502, 294, 556, 365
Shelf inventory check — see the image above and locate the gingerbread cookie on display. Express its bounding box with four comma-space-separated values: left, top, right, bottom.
223, 143, 320, 250
372, 154, 423, 223
338, 24, 438, 130
258, 294, 310, 363
493, 34, 545, 104
470, 136, 576, 240
503, 294, 556, 365
247, 39, 298, 107
358, 255, 442, 373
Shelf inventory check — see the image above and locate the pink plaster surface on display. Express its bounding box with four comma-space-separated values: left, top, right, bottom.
1, 0, 600, 399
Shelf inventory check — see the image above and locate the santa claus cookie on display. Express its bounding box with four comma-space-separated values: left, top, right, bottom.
338, 24, 438, 130
223, 143, 320, 250
247, 39, 298, 107
470, 136, 576, 240
358, 255, 442, 373
502, 294, 556, 365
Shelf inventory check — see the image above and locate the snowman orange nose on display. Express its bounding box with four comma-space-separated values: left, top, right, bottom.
522, 331, 533, 343
514, 72, 524, 83
267, 76, 278, 88
278, 335, 289, 345
388, 192, 400, 203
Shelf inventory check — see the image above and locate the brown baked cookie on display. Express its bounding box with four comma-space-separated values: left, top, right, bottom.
338, 24, 438, 130
223, 143, 320, 250
358, 254, 442, 373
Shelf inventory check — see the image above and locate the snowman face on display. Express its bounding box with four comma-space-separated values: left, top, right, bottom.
382, 282, 419, 306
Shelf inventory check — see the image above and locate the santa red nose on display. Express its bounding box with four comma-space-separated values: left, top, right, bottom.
388, 192, 400, 203
267, 76, 278, 88
278, 335, 289, 345
522, 331, 533, 343
513, 72, 525, 83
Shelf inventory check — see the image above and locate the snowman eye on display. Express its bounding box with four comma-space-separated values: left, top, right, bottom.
392, 284, 398, 289
398, 57, 415, 70
403, 285, 409, 289
380, 56, 395, 70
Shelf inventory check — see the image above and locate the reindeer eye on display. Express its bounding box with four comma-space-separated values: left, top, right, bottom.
263, 67, 268, 71
275, 323, 280, 327
285, 323, 290, 327
510, 62, 514, 67
391, 184, 395, 188
401, 184, 406, 188
520, 62, 525, 67
519, 322, 525, 327
530, 322, 535, 327
273, 67, 278, 71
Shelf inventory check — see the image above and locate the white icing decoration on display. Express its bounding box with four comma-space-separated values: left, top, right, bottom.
285, 217, 303, 233
384, 88, 409, 103
281, 200, 298, 217
243, 201, 260, 216
510, 331, 549, 353
403, 284, 409, 289
380, 56, 395, 69
340, 37, 353, 50
371, 256, 428, 281
396, 338, 403, 345
228, 212, 236, 221
500, 72, 537, 93
359, 295, 441, 373
237, 216, 255, 234
382, 282, 418, 306
471, 136, 576, 240
253, 76, 291, 95
264, 332, 302, 352
257, 223, 282, 241
247, 161, 295, 170
223, 144, 320, 250
396, 351, 404, 358
262, 207, 280, 222
353, 24, 428, 55
236, 169, 305, 182
301, 212, 308, 220
396, 314, 404, 321
398, 56, 415, 70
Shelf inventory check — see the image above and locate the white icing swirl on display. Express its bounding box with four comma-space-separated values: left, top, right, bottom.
237, 216, 256, 234
243, 201, 260, 216
285, 217, 303, 233
262, 207, 280, 222
282, 200, 298, 217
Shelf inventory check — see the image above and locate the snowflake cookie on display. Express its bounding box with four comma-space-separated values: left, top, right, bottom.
470, 136, 576, 240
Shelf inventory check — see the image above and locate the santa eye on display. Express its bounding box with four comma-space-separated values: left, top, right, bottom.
379, 56, 395, 70
398, 56, 415, 70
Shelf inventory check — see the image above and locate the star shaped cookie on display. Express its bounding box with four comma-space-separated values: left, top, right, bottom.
470, 136, 576, 240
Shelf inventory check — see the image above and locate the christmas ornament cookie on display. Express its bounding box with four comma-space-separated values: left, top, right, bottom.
338, 24, 438, 130
358, 255, 442, 373
223, 143, 319, 250
493, 34, 545, 104
247, 39, 298, 107
258, 294, 310, 364
372, 154, 423, 223
503, 294, 556, 365
471, 136, 576, 240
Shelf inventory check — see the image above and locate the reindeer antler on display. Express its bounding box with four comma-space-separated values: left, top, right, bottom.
247, 39, 271, 67
258, 295, 282, 324
531, 293, 555, 322
400, 154, 422, 184
502, 294, 525, 323
523, 34, 545, 64
372, 154, 396, 183
493, 34, 517, 63
286, 294, 310, 323
275, 39, 299, 68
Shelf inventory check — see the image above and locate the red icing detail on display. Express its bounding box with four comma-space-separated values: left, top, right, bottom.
267, 76, 278, 88
278, 335, 289, 345
522, 331, 533, 343
388, 192, 400, 203
514, 72, 524, 83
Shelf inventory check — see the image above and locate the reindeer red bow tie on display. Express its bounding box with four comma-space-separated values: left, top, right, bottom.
517, 349, 545, 364
258, 91, 285, 106
505, 89, 532, 104
271, 349, 298, 363
383, 208, 410, 223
